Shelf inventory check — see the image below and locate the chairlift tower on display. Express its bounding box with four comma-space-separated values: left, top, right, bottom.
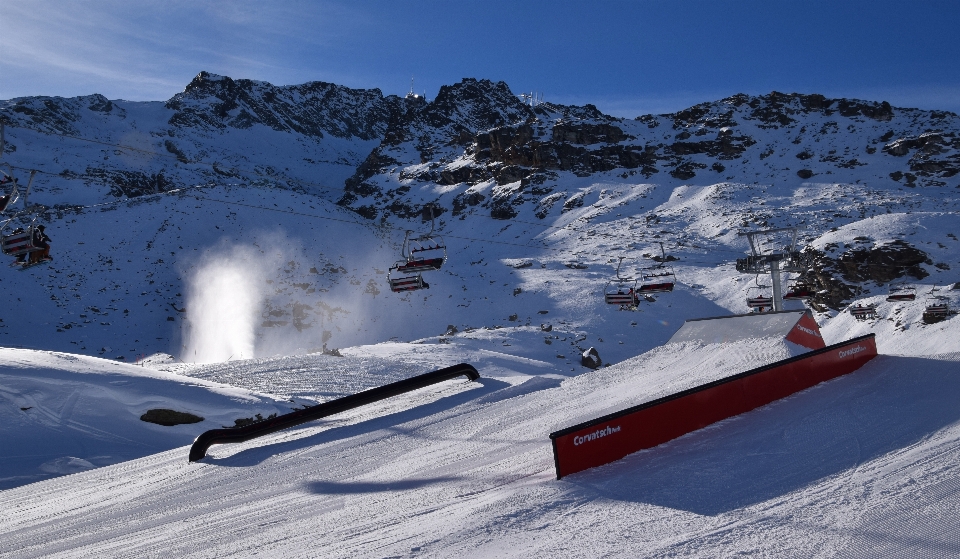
736, 227, 809, 312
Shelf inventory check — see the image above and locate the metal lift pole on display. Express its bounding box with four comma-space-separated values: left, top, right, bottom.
770, 259, 783, 311
23, 170, 36, 209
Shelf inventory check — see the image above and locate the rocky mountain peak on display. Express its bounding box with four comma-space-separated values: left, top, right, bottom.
337, 81, 960, 226
166, 71, 401, 140
419, 78, 533, 134
178, 70, 234, 97
666, 91, 897, 132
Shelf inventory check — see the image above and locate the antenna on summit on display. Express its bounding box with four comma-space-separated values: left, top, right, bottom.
519, 92, 544, 107
406, 77, 422, 100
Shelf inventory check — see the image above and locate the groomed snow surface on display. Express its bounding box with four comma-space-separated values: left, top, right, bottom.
3, 332, 960, 557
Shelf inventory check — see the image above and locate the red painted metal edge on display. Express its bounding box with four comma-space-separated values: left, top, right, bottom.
785, 311, 826, 349
549, 334, 877, 479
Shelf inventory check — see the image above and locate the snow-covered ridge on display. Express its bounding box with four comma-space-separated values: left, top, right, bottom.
340, 83, 960, 222
0, 71, 398, 200
165, 71, 404, 140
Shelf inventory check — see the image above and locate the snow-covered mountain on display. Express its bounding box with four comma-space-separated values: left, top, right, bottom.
0, 73, 957, 362
1, 72, 960, 556
1, 71, 402, 200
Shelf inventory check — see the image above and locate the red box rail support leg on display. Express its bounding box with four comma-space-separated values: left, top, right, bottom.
549, 335, 877, 479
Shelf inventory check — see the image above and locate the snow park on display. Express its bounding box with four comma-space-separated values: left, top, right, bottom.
2, 3, 960, 558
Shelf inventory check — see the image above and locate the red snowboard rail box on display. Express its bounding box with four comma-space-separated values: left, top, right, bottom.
549, 334, 877, 479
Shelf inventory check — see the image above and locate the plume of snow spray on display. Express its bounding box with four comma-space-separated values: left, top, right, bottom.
182, 245, 266, 363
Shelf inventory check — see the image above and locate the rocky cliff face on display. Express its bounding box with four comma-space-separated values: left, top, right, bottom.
165, 71, 404, 140
3, 93, 125, 136
800, 240, 936, 310
0, 72, 404, 201
335, 82, 960, 226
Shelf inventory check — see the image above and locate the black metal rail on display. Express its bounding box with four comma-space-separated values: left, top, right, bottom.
189, 363, 480, 462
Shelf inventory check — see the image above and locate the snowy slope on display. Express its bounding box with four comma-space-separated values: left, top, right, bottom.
0, 348, 298, 490
2, 340, 959, 557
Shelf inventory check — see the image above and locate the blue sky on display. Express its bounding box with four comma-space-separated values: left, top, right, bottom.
1, 0, 959, 116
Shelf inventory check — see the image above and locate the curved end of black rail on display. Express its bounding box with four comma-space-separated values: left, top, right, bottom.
189, 362, 479, 462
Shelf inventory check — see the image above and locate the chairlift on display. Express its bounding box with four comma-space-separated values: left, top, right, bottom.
849, 303, 878, 321
0, 125, 15, 213
922, 288, 951, 324
922, 302, 950, 324
396, 229, 446, 274
0, 222, 37, 258
886, 284, 916, 302
637, 267, 676, 294
637, 242, 676, 294
747, 295, 773, 311
387, 269, 428, 293
401, 205, 447, 272
604, 257, 639, 308
0, 213, 51, 267
386, 204, 445, 294
0, 165, 35, 215
922, 304, 950, 324
783, 279, 815, 300
745, 277, 772, 312
387, 237, 434, 293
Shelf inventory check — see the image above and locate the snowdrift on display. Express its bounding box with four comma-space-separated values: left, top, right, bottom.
0, 348, 296, 489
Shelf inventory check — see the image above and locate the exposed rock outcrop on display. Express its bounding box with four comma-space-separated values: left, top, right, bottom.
166, 71, 403, 139
800, 241, 932, 310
